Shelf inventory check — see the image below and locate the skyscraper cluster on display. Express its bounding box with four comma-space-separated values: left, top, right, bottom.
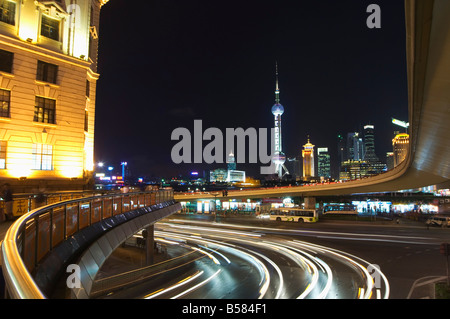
337, 125, 387, 181
269, 64, 409, 183
280, 124, 409, 183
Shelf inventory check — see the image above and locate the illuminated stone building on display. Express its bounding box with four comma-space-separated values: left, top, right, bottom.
392, 133, 409, 167
0, 0, 109, 192
302, 138, 315, 181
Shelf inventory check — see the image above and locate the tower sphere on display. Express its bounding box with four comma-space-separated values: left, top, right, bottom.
272, 103, 284, 116
272, 152, 286, 165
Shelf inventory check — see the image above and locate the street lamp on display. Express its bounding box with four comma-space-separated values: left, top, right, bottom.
121, 162, 127, 181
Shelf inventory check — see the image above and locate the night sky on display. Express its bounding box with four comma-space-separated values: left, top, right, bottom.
94, 0, 408, 180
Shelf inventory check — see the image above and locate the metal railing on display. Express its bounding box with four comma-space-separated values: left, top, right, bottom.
1, 189, 174, 299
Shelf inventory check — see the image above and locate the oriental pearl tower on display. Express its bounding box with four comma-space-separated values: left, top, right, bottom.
271, 62, 289, 178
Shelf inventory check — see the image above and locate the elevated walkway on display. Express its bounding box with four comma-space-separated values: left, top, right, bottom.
0, 189, 181, 299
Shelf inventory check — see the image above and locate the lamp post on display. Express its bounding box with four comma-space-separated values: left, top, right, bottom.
121, 162, 127, 182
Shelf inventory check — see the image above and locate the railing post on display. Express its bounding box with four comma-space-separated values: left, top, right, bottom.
34, 215, 39, 269
49, 208, 53, 250
77, 202, 81, 232
101, 198, 104, 221
63, 204, 67, 240
89, 199, 92, 226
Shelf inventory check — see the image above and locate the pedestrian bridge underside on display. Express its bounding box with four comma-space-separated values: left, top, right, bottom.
1, 190, 181, 299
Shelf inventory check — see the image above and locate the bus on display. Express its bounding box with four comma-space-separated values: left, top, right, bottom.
270, 207, 318, 223
323, 203, 358, 215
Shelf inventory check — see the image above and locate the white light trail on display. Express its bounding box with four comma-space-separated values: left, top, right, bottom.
171, 269, 222, 299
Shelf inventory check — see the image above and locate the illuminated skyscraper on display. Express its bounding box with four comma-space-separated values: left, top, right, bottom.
0, 0, 110, 192
302, 138, 315, 180
271, 62, 288, 178
317, 147, 331, 179
347, 132, 365, 161
392, 133, 409, 167
363, 124, 386, 174
363, 125, 379, 163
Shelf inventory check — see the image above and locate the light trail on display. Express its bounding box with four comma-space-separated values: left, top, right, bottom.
144, 271, 204, 299
171, 269, 222, 299
154, 229, 271, 299
136, 221, 391, 299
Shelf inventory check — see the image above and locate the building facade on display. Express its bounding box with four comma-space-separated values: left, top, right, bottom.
285, 156, 301, 180
302, 138, 315, 180
317, 147, 331, 180
347, 132, 364, 161
0, 0, 109, 192
392, 133, 409, 167
339, 160, 370, 181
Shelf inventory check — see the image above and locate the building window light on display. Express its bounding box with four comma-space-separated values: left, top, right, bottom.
0, 49, 13, 74
0, 0, 16, 26
0, 89, 11, 118
34, 96, 56, 124
41, 15, 60, 41
32, 143, 53, 171
36, 60, 58, 84
0, 140, 6, 169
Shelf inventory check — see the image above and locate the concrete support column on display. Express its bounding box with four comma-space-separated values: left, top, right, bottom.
143, 225, 155, 265
304, 197, 316, 210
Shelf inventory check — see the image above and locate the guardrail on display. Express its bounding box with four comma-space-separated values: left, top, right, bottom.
1, 189, 173, 299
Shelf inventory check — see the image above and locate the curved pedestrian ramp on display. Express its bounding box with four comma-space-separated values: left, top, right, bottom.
1, 190, 180, 299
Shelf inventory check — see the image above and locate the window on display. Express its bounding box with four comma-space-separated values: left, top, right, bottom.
0, 89, 10, 118
41, 15, 60, 41
0, 0, 16, 25
84, 110, 88, 132
0, 140, 6, 169
0, 49, 13, 73
86, 80, 90, 97
34, 96, 56, 124
36, 60, 58, 84
32, 143, 53, 170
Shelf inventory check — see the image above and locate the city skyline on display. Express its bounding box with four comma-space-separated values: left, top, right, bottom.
95, 0, 408, 179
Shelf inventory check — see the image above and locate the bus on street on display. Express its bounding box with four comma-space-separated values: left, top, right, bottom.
270, 207, 318, 223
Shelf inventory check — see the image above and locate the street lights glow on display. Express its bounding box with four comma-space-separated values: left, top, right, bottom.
121, 162, 127, 181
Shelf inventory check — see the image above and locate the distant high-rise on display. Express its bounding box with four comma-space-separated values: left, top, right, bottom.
340, 160, 370, 181
336, 134, 346, 179
392, 133, 409, 167
386, 152, 394, 170
286, 156, 301, 180
227, 150, 236, 170
337, 134, 346, 163
363, 125, 379, 163
363, 124, 386, 174
302, 138, 315, 180
317, 147, 331, 179
347, 132, 365, 161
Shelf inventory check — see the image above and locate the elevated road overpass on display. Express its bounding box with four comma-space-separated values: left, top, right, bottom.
177, 0, 450, 202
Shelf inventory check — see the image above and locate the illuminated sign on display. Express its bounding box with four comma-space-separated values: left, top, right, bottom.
392, 118, 409, 128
